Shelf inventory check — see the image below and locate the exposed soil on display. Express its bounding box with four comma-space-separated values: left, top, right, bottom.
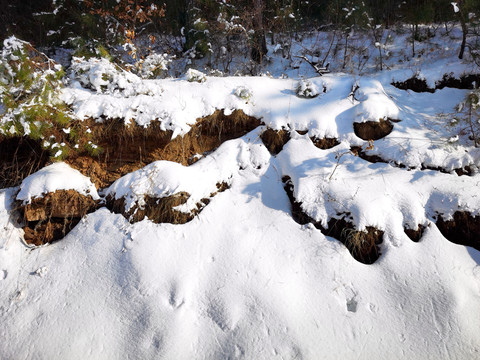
67, 110, 262, 188
18, 190, 99, 245
106, 182, 229, 224
392, 77, 434, 93
435, 73, 480, 90
0, 137, 50, 188
260, 129, 290, 155
392, 73, 480, 93
436, 212, 480, 251
311, 136, 340, 150
8, 110, 260, 243
23, 218, 82, 246
282, 176, 383, 264
353, 118, 394, 141
404, 225, 425, 242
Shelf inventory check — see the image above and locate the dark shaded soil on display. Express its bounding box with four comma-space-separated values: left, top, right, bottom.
282, 176, 383, 264
392, 77, 434, 93
18, 190, 99, 245
353, 118, 394, 140
311, 136, 340, 150
0, 137, 50, 188
106, 182, 229, 224
404, 225, 425, 242
436, 212, 480, 251
260, 128, 291, 155
352, 146, 475, 177
392, 73, 480, 93
436, 73, 480, 90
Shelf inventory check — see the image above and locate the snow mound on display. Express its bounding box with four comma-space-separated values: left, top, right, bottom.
354, 79, 400, 123
106, 137, 270, 213
278, 136, 480, 236
16, 162, 99, 204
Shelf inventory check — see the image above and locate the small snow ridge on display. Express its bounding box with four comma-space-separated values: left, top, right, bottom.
16, 162, 99, 204
354, 79, 400, 123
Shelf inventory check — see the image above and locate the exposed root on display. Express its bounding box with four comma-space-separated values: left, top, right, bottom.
282, 176, 383, 264
353, 118, 394, 141
436, 212, 480, 251
260, 129, 290, 155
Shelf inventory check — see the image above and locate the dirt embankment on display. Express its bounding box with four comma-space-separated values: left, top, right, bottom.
282, 176, 383, 264
7, 110, 261, 244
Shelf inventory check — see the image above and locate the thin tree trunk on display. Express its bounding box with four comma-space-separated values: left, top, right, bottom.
459, 18, 467, 59
251, 0, 267, 63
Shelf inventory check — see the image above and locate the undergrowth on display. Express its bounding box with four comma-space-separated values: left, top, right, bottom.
0, 37, 102, 161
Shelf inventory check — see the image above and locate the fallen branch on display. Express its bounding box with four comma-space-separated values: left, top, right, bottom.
294, 55, 330, 76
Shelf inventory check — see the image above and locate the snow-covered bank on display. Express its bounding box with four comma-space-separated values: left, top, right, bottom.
1, 164, 480, 358
2, 26, 480, 359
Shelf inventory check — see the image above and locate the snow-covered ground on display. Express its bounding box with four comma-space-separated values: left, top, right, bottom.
1, 27, 480, 359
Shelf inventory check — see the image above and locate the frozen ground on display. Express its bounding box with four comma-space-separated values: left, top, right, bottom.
1, 27, 480, 359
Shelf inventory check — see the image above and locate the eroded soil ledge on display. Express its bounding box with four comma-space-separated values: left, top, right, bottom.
436, 212, 480, 251
106, 182, 229, 224
18, 190, 99, 245
282, 176, 383, 264
68, 109, 262, 188
392, 73, 480, 93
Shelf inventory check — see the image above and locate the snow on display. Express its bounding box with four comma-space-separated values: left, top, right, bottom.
16, 162, 100, 204
354, 79, 399, 122
2, 26, 480, 359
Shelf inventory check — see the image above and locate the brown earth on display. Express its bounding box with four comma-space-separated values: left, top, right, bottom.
260, 129, 290, 155
106, 182, 229, 224
67, 109, 261, 188
404, 225, 425, 242
353, 118, 394, 141
282, 176, 383, 264
18, 189, 99, 245
311, 136, 340, 150
436, 212, 480, 251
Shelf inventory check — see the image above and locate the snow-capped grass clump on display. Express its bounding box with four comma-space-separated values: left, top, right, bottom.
234, 86, 253, 102
16, 162, 99, 204
296, 78, 320, 98
70, 57, 141, 95
186, 68, 207, 83
136, 52, 172, 79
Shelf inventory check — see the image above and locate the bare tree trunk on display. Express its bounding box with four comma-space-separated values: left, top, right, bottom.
457, 0, 468, 60
250, 0, 267, 63
459, 16, 468, 59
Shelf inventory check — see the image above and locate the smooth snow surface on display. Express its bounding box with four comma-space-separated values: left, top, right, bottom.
16, 162, 99, 204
